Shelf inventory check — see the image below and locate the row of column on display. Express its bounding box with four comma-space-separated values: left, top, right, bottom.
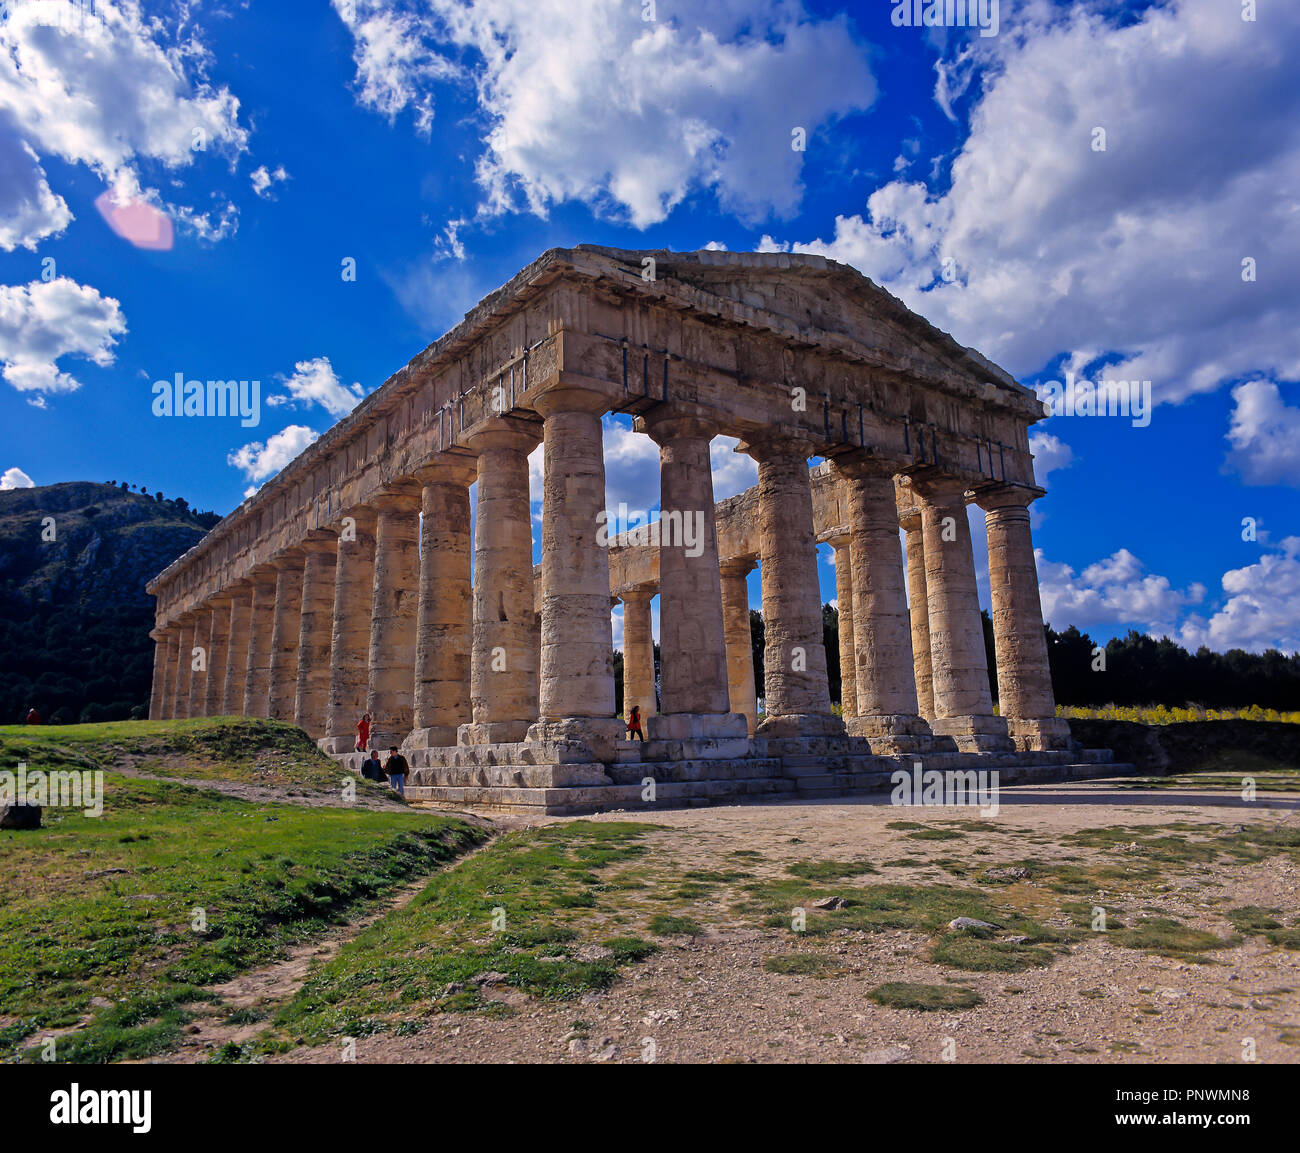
149, 395, 1066, 754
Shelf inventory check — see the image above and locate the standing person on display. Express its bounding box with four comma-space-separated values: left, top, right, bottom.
626, 704, 644, 742
24, 706, 41, 725
356, 712, 371, 753
361, 748, 384, 782
385, 746, 409, 797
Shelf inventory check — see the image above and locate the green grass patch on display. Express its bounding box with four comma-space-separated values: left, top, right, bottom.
0, 762, 483, 1063
1110, 916, 1234, 960
263, 822, 661, 1051
648, 913, 704, 937
785, 858, 876, 881
867, 982, 983, 1011
763, 954, 837, 977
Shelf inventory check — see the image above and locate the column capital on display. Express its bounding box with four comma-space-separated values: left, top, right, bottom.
329, 503, 377, 534
620, 586, 655, 604
637, 405, 719, 446
412, 454, 478, 488
898, 507, 923, 532
272, 546, 306, 569
719, 557, 756, 579
739, 431, 820, 464
831, 449, 907, 480
973, 482, 1045, 512
370, 480, 423, 511
298, 529, 337, 554
825, 531, 852, 551
462, 415, 541, 455
247, 563, 279, 587
533, 384, 611, 419
909, 470, 971, 503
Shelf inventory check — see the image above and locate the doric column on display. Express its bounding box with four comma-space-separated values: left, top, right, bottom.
912, 474, 1011, 751
172, 616, 194, 720
294, 534, 338, 738
745, 436, 841, 738
221, 585, 252, 715
640, 408, 742, 742
408, 458, 476, 749
366, 486, 421, 749
149, 628, 172, 720
460, 420, 539, 744
899, 506, 935, 721
827, 535, 856, 719
976, 484, 1071, 750
621, 589, 657, 724
187, 608, 210, 718
719, 560, 759, 735
242, 568, 278, 717
268, 550, 305, 722
530, 388, 623, 757
833, 456, 930, 749
202, 600, 229, 716
322, 507, 377, 753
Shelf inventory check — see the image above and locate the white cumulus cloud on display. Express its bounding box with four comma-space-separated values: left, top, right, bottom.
1177, 538, 1300, 654
333, 0, 875, 227
1224, 380, 1300, 488
1, 466, 35, 489
228, 424, 320, 494
0, 277, 127, 394
267, 357, 365, 418
1037, 547, 1206, 637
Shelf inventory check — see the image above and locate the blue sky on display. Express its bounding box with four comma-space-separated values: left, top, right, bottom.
1, 0, 1297, 655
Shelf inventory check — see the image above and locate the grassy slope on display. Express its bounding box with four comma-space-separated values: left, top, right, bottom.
0, 719, 485, 1063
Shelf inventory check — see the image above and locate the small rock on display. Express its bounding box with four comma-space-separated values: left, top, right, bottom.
862, 1044, 911, 1065
948, 917, 998, 932
641, 1009, 682, 1026
442, 982, 465, 995
983, 867, 1029, 881
812, 896, 846, 910
1006, 935, 1029, 945
568, 1038, 588, 1056
471, 971, 508, 987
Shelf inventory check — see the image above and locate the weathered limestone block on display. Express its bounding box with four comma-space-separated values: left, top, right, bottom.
719, 559, 758, 734
294, 534, 337, 738
221, 586, 252, 716
460, 420, 539, 745
322, 506, 376, 753
242, 568, 278, 717
977, 484, 1071, 751
409, 458, 476, 749
187, 607, 211, 718
914, 475, 1011, 752
367, 487, 421, 749
746, 436, 841, 738
268, 550, 305, 722
529, 388, 623, 760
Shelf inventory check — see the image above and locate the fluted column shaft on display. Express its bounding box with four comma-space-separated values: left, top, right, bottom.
203, 603, 228, 716
323, 508, 377, 752
410, 461, 475, 747
828, 536, 857, 719
977, 485, 1071, 750
748, 439, 839, 736
295, 537, 337, 737
531, 389, 622, 754
900, 509, 934, 720
622, 590, 656, 723
644, 414, 730, 718
834, 461, 928, 751
242, 572, 278, 717
172, 617, 194, 720
719, 560, 758, 735
915, 475, 1010, 751
149, 630, 171, 720
367, 489, 421, 749
222, 588, 252, 715
187, 610, 210, 717
462, 423, 539, 744
268, 553, 305, 721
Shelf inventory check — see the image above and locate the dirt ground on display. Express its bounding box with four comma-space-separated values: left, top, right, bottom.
168, 782, 1300, 1065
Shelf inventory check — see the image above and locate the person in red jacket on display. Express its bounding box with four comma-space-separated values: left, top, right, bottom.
626, 705, 644, 742
356, 712, 371, 752
25, 706, 41, 725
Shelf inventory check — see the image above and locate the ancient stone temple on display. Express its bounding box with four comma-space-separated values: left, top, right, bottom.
147, 246, 1123, 812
